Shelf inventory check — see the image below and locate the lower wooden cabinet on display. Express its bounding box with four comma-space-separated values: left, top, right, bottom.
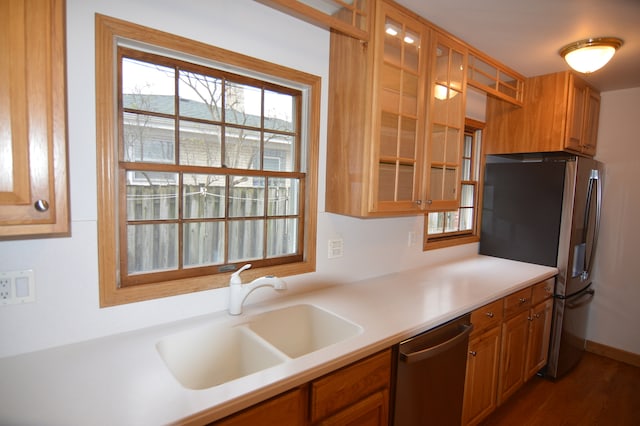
525, 298, 553, 379
211, 349, 392, 426
310, 349, 391, 424
316, 389, 389, 426
462, 326, 501, 425
498, 309, 530, 404
463, 278, 555, 425
211, 386, 307, 426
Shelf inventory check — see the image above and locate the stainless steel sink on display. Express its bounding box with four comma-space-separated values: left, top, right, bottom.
156, 304, 362, 389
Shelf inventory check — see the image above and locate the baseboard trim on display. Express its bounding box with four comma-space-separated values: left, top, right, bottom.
586, 340, 640, 368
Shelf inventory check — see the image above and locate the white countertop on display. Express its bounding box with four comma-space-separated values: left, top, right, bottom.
0, 255, 556, 426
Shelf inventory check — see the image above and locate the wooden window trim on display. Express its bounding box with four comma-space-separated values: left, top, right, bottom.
96, 14, 319, 307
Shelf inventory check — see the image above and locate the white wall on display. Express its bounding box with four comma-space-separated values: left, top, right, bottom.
0, 0, 478, 358
589, 87, 640, 356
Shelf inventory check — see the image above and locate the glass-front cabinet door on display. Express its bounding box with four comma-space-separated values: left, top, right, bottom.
425, 33, 467, 211
373, 4, 427, 213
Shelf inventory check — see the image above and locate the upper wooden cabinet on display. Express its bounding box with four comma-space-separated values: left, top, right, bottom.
326, 1, 429, 217
467, 48, 524, 106
424, 33, 467, 211
0, 0, 70, 239
257, 0, 371, 41
485, 71, 601, 157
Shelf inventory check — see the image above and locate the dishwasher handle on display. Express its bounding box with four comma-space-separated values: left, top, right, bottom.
399, 323, 473, 364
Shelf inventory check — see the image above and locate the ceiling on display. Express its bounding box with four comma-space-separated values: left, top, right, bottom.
395, 0, 640, 92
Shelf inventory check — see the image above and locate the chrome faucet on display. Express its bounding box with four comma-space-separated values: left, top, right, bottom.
228, 264, 287, 315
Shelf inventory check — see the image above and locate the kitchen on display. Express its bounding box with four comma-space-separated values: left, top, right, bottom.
1, 0, 639, 425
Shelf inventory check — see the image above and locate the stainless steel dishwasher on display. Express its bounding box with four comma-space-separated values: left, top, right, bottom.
393, 313, 472, 426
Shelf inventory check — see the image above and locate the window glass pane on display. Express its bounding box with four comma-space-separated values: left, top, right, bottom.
225, 127, 260, 169
403, 28, 421, 72
384, 18, 403, 65
403, 73, 418, 115
122, 58, 175, 115
434, 44, 449, 84
464, 134, 473, 157
268, 178, 299, 215
228, 220, 264, 262
445, 128, 460, 163
443, 167, 457, 201
267, 218, 298, 257
399, 117, 417, 159
183, 222, 224, 267
179, 121, 222, 167
264, 132, 295, 172
450, 50, 464, 92
380, 112, 399, 157
225, 81, 261, 127
229, 176, 264, 217
126, 171, 178, 221
460, 184, 474, 208
445, 211, 458, 232
381, 63, 401, 113
127, 223, 178, 274
428, 212, 444, 234
459, 207, 473, 231
264, 90, 295, 132
462, 158, 471, 180
178, 71, 222, 121
430, 124, 446, 163
397, 164, 414, 200
378, 163, 396, 201
123, 113, 175, 164
183, 174, 226, 219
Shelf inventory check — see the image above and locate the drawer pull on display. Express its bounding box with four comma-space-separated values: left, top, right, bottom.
518, 297, 528, 304
469, 351, 477, 357
485, 312, 494, 318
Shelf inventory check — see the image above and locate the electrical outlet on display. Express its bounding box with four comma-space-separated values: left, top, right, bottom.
0, 277, 11, 301
328, 238, 344, 259
0, 270, 35, 305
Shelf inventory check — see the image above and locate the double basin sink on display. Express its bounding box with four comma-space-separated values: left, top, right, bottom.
155, 304, 362, 390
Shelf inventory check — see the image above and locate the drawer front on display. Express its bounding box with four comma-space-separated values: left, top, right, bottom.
470, 299, 504, 336
310, 349, 391, 423
532, 278, 555, 305
503, 287, 532, 318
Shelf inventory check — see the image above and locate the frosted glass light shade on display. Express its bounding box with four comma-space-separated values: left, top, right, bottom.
560, 37, 623, 74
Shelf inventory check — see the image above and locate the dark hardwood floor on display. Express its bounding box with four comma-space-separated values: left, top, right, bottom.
479, 352, 640, 425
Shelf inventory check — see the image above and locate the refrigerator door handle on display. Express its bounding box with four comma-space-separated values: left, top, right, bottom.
574, 169, 602, 282
565, 288, 595, 309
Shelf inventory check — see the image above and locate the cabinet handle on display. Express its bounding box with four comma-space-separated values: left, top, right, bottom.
415, 200, 422, 205
485, 312, 494, 318
34, 199, 49, 212
469, 351, 477, 356
519, 297, 528, 304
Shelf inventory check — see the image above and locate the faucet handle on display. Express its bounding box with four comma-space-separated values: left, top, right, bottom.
230, 264, 252, 285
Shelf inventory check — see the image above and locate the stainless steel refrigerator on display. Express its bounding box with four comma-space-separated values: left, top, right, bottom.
479, 153, 603, 379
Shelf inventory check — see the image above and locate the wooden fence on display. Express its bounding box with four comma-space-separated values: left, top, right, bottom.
126, 184, 298, 273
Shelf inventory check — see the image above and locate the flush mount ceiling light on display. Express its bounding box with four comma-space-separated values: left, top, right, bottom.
559, 37, 623, 74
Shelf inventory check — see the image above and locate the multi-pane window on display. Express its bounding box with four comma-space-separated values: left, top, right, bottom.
118, 49, 305, 286
96, 16, 319, 306
425, 121, 482, 248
